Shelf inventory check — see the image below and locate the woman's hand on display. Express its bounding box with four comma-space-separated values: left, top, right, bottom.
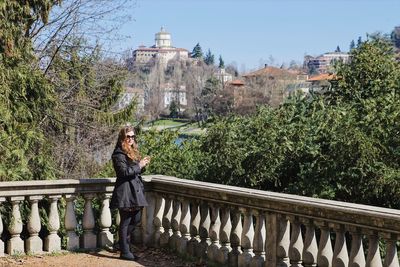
139, 156, 151, 169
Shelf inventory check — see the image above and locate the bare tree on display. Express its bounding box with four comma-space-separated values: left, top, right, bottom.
31, 0, 136, 73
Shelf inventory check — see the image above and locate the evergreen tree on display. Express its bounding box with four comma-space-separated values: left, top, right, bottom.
335, 45, 341, 52
191, 43, 203, 58
349, 40, 355, 51
169, 100, 179, 118
204, 49, 215, 65
390, 26, 400, 49
218, 55, 225, 68
0, 0, 62, 181
357, 36, 362, 47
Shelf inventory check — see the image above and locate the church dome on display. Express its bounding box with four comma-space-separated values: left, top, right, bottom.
155, 27, 172, 48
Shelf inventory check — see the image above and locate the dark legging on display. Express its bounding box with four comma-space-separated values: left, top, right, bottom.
118, 208, 142, 254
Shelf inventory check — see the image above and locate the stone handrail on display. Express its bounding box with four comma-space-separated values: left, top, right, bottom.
0, 175, 398, 267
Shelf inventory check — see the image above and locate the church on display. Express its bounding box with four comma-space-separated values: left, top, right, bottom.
132, 27, 189, 65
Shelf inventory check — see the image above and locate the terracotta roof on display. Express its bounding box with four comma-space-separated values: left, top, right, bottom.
134, 47, 188, 52
307, 73, 338, 82
228, 79, 245, 86
243, 66, 299, 78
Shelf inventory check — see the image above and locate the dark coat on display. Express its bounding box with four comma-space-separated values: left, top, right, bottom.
110, 146, 148, 209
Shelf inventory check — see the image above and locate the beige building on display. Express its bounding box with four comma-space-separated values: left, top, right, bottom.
132, 27, 189, 65
162, 82, 187, 109
242, 65, 307, 107
305, 52, 350, 74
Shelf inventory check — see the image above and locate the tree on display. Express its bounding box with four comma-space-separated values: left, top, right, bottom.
191, 43, 203, 58
357, 36, 362, 47
0, 0, 138, 180
335, 45, 341, 52
349, 39, 356, 51
169, 100, 179, 118
331, 34, 400, 102
218, 55, 225, 68
204, 49, 215, 65
31, 0, 135, 73
390, 26, 400, 49
0, 0, 63, 181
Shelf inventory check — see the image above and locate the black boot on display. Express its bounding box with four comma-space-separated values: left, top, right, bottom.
120, 251, 137, 261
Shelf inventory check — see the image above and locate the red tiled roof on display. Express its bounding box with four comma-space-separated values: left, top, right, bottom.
307, 73, 338, 82
228, 79, 245, 86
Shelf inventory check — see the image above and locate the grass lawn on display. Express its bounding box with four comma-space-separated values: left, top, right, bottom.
149, 119, 186, 127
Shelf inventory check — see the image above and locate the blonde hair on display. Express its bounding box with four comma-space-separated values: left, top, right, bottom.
117, 125, 141, 161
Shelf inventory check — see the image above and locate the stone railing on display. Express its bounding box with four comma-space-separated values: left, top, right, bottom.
0, 175, 399, 267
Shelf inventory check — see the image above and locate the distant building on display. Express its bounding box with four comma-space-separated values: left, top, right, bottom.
115, 86, 144, 112
242, 65, 307, 107
304, 52, 350, 74
162, 82, 187, 110
215, 68, 233, 85
132, 27, 189, 65
306, 73, 339, 93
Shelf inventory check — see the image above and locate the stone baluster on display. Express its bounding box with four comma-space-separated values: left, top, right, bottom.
207, 204, 222, 262
238, 208, 255, 267
265, 212, 278, 267
44, 195, 61, 252
188, 201, 201, 257
0, 197, 5, 256
142, 191, 155, 246
65, 194, 79, 251
82, 193, 96, 249
26, 195, 43, 253
170, 198, 182, 251
218, 206, 232, 265
250, 211, 266, 267
230, 208, 243, 267
348, 226, 365, 267
366, 232, 382, 267
98, 193, 113, 249
160, 196, 173, 247
7, 196, 24, 255
153, 193, 165, 248
178, 198, 191, 254
277, 214, 290, 267
332, 224, 349, 267
302, 218, 318, 267
382, 233, 399, 267
197, 202, 211, 259
288, 216, 304, 267
316, 221, 333, 267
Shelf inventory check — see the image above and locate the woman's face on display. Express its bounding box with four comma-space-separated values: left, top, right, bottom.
125, 130, 136, 146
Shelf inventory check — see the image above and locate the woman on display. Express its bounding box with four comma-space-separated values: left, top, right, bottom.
110, 125, 150, 261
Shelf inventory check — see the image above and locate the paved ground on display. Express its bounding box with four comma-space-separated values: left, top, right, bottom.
0, 246, 207, 267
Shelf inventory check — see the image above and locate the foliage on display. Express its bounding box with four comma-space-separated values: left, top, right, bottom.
390, 26, 400, 49
218, 55, 225, 68
169, 100, 179, 118
0, 1, 137, 181
191, 43, 203, 58
186, 36, 400, 209
139, 130, 202, 179
45, 37, 135, 178
204, 49, 215, 66
0, 0, 62, 181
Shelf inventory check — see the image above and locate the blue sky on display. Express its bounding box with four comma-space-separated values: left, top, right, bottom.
115, 0, 400, 72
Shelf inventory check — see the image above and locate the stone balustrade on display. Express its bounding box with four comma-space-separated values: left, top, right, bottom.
0, 175, 399, 267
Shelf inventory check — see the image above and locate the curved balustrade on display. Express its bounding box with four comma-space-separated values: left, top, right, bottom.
0, 175, 398, 267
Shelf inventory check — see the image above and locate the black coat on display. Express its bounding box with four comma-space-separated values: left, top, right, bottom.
110, 146, 148, 209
